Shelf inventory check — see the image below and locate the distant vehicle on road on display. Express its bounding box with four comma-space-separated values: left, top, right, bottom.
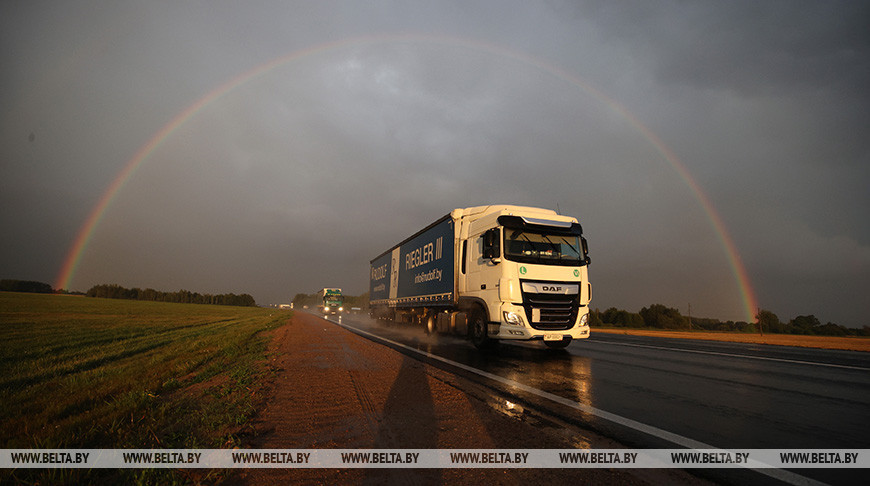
318, 288, 344, 315
369, 205, 591, 349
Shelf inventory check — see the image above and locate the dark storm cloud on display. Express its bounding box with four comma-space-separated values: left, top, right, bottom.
571, 1, 870, 94
2, 1, 868, 327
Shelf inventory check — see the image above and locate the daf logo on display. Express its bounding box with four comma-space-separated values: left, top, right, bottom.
521, 282, 580, 295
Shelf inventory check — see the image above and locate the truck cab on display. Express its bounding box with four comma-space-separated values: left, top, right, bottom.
319, 288, 344, 315
455, 206, 591, 348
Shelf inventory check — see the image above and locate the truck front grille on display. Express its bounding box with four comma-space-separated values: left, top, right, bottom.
521, 289, 578, 331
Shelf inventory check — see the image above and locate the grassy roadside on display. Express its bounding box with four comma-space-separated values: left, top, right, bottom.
593, 326, 870, 352
0, 292, 288, 485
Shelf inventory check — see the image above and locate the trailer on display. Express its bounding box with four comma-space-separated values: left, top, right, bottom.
370, 205, 591, 349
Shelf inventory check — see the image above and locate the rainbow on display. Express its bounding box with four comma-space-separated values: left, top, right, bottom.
54, 34, 758, 322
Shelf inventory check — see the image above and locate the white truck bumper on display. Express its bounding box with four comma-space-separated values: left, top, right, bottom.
491, 303, 590, 341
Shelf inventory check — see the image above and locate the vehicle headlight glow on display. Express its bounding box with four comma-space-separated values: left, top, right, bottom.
324, 306, 330, 312
339, 307, 344, 311
503, 311, 524, 326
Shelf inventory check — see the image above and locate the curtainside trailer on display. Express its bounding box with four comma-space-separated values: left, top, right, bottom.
369, 205, 591, 349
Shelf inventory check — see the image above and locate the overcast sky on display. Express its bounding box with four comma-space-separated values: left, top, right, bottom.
2, 1, 868, 326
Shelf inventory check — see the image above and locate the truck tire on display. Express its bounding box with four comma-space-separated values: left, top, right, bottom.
470, 309, 495, 350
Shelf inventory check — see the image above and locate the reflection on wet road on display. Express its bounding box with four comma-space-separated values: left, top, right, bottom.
330, 313, 870, 484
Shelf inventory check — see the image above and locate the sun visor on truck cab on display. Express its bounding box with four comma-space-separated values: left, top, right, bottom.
497, 215, 583, 236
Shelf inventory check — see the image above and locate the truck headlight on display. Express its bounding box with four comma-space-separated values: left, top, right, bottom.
338, 307, 344, 312
503, 311, 524, 326
579, 313, 589, 326
324, 306, 330, 312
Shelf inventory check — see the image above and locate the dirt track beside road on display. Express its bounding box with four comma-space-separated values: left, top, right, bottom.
229, 312, 700, 485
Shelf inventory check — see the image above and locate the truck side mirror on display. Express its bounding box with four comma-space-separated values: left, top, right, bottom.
482, 228, 501, 262
581, 236, 591, 265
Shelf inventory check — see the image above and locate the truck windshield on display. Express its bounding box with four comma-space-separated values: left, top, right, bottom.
504, 229, 584, 266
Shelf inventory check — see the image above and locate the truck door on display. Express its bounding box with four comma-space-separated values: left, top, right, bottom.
466, 230, 500, 312
466, 233, 483, 295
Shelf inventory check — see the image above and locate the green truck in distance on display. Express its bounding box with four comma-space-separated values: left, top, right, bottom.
318, 288, 344, 315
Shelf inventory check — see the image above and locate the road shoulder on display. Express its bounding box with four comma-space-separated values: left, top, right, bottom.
593, 327, 870, 352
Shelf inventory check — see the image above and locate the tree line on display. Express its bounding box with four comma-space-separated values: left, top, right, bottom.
1, 279, 54, 293
3, 279, 865, 335
590, 304, 869, 337
2, 278, 257, 307
85, 284, 257, 307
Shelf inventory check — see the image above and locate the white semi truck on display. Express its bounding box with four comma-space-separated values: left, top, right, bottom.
369, 205, 591, 349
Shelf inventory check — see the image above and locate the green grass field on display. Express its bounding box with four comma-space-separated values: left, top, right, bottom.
0, 292, 288, 484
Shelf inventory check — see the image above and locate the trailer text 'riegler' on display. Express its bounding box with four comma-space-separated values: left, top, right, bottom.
369, 205, 591, 349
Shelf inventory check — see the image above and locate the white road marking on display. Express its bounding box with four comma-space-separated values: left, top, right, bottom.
590, 338, 870, 371
326, 316, 824, 486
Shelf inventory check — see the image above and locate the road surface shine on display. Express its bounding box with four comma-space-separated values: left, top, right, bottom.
336, 314, 870, 485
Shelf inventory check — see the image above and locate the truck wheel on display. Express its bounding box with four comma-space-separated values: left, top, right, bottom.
470, 310, 495, 350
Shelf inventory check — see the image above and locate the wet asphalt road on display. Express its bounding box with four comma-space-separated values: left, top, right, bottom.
330, 313, 870, 484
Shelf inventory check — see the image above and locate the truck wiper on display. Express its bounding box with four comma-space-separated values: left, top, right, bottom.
540, 234, 562, 258
513, 231, 536, 256
558, 237, 581, 258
